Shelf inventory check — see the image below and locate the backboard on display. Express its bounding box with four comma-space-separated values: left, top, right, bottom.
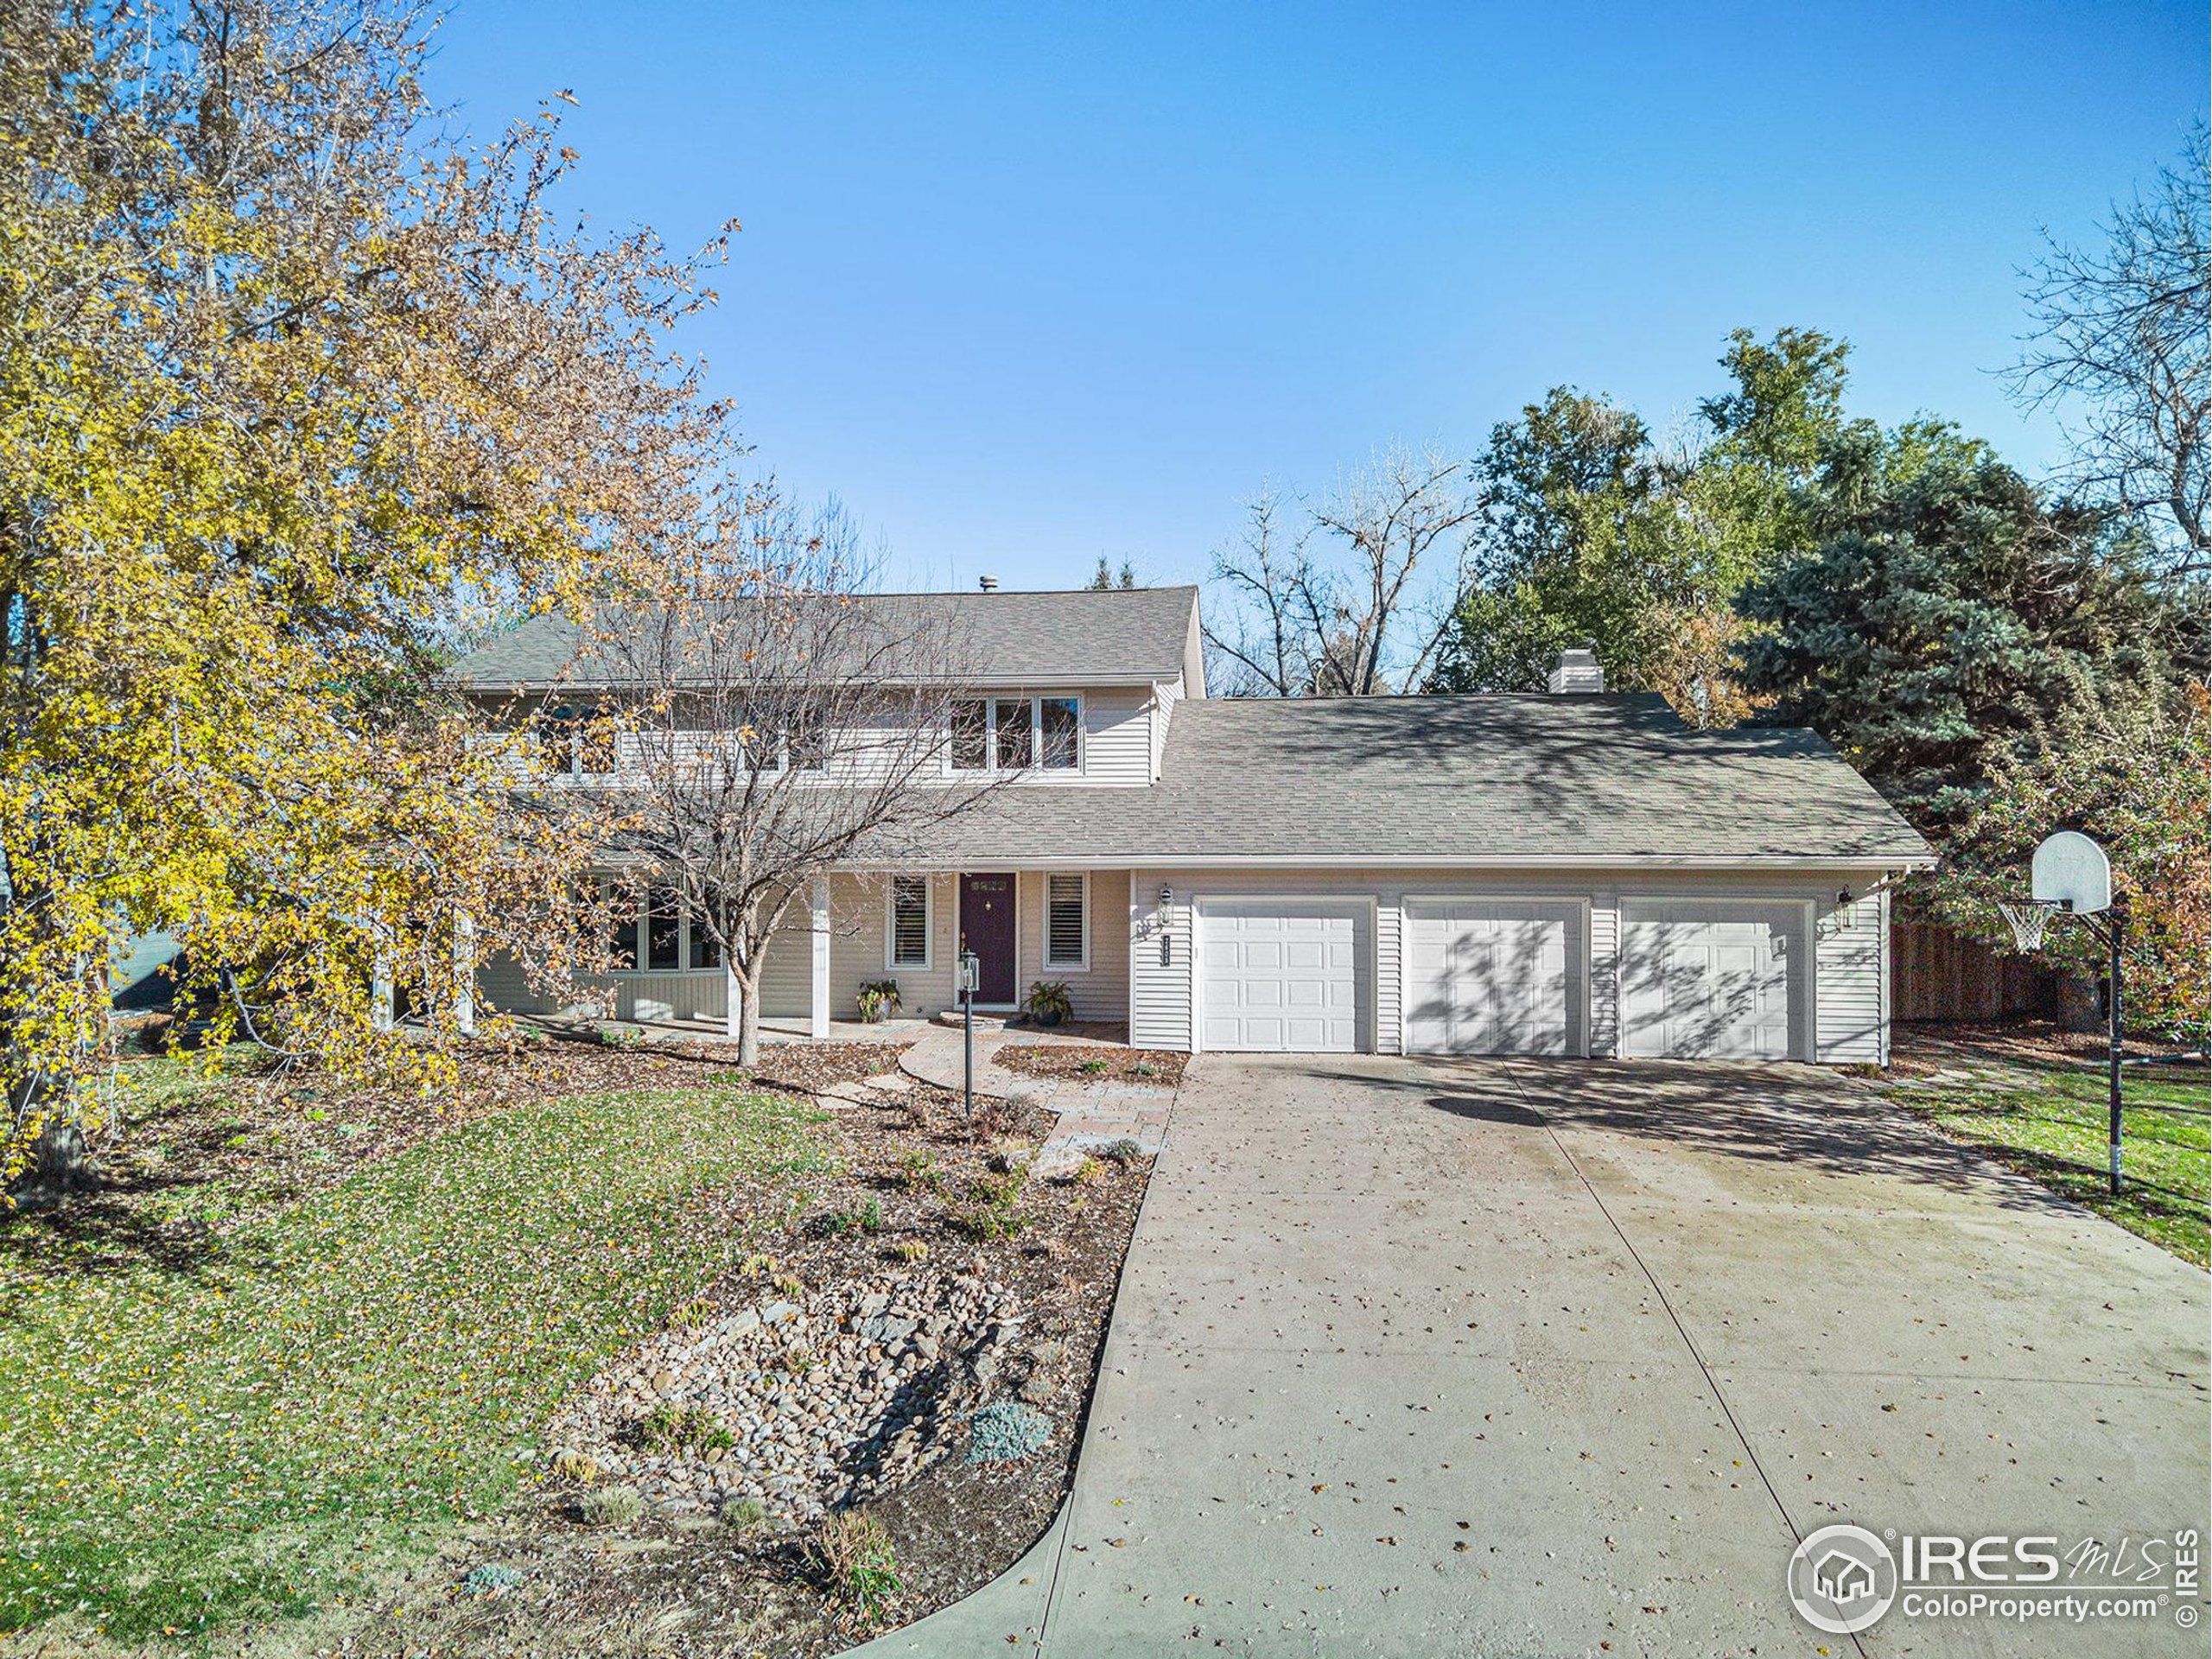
2030, 830, 2111, 914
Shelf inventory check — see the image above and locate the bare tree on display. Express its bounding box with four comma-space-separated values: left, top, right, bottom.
2012, 121, 2210, 576
1204, 447, 1480, 696
562, 489, 1007, 1065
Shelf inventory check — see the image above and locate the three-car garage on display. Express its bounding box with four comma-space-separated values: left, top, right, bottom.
1177, 885, 1840, 1063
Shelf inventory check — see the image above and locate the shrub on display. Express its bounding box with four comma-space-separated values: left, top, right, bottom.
965, 1401, 1054, 1465
596, 1023, 645, 1050
1066, 1155, 1105, 1187
1097, 1137, 1143, 1165
1133, 1061, 1160, 1078
817, 1198, 883, 1237
1021, 980, 1073, 1024
807, 1510, 904, 1622
577, 1484, 645, 1527
633, 1403, 734, 1454
983, 1138, 1032, 1176
892, 1149, 941, 1191
462, 1562, 525, 1596
887, 1237, 929, 1262
1078, 1057, 1109, 1076
718, 1494, 769, 1533
856, 980, 903, 1023
549, 1448, 600, 1484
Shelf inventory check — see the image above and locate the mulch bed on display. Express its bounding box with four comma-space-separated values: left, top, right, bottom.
995, 1043, 1187, 1088
1890, 1020, 2203, 1081
310, 1075, 1149, 1659
10, 1030, 911, 1280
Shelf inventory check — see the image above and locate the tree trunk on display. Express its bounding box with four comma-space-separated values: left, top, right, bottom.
734, 963, 762, 1068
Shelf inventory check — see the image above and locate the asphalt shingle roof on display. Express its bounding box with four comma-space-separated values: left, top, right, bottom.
448, 587, 1200, 690
893, 693, 1932, 865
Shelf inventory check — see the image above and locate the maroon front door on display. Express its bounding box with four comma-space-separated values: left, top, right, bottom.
959, 872, 1018, 1005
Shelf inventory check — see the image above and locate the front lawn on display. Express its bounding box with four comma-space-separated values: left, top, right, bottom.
1882, 1031, 2209, 1267
0, 1070, 820, 1643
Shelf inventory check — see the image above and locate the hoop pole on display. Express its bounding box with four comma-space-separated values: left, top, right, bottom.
2107, 904, 2125, 1198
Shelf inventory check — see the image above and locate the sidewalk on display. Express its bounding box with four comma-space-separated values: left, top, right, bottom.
897, 1024, 1176, 1179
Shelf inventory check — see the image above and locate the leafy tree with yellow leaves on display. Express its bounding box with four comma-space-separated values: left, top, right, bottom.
0, 1, 744, 1192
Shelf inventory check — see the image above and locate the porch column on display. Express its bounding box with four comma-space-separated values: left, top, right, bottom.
453, 911, 476, 1038
724, 959, 742, 1041
810, 875, 831, 1039
371, 938, 395, 1033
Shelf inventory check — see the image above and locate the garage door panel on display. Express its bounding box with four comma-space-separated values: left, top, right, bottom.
1198, 900, 1363, 1052
1621, 903, 1801, 1060
1404, 900, 1580, 1056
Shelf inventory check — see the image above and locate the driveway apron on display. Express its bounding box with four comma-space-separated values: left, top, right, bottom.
853, 1054, 2210, 1658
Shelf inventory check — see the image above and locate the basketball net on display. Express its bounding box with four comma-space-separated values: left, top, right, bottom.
1995, 899, 2059, 954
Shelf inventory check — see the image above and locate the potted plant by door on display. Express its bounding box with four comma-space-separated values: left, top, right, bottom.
1023, 979, 1073, 1029
857, 980, 902, 1024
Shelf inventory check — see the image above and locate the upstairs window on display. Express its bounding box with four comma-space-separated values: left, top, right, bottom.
949, 696, 1082, 773
1039, 697, 1079, 770
995, 698, 1033, 771
950, 700, 989, 771
888, 875, 932, 969
1044, 873, 1088, 969
786, 703, 829, 772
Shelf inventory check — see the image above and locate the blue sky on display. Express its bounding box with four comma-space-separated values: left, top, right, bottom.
428, 1, 2206, 592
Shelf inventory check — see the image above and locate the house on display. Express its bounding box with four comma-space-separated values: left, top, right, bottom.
450, 585, 1935, 1063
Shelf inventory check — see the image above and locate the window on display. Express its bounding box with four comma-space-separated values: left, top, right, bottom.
887, 875, 932, 969
603, 881, 638, 969
1039, 697, 1079, 770
995, 698, 1033, 771
645, 885, 681, 971
786, 703, 829, 772
689, 892, 723, 969
950, 700, 989, 771
950, 696, 1082, 773
1044, 873, 1087, 969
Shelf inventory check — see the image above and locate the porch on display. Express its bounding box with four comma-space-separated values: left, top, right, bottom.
478, 868, 1135, 1039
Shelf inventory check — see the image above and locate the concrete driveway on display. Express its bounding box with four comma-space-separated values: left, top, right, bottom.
856, 1055, 2210, 1658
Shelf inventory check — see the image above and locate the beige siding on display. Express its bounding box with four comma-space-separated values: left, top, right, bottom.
826, 872, 958, 1020
477, 949, 558, 1016
1015, 870, 1132, 1023
1588, 895, 1621, 1057
1129, 866, 1896, 1058
760, 922, 812, 1020
1815, 890, 1887, 1064
1149, 677, 1181, 782
1076, 687, 1153, 787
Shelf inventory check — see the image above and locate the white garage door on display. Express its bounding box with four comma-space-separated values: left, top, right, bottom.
1405, 899, 1581, 1056
1621, 902, 1803, 1060
1198, 900, 1362, 1052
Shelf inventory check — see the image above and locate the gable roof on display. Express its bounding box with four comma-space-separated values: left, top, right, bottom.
891, 692, 1934, 867
447, 586, 1203, 691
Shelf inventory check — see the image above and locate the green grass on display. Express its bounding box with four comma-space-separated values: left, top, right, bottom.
1886, 1056, 2209, 1267
0, 1080, 822, 1642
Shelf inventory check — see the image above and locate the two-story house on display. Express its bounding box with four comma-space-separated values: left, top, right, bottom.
449, 583, 1934, 1063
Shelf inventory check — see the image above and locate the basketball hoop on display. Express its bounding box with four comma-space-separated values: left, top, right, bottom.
1994, 898, 2058, 955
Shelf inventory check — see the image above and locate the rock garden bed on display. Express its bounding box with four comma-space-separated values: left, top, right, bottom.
994, 1043, 1186, 1088
341, 1075, 1153, 1658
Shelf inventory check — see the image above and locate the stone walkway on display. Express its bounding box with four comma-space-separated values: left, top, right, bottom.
897, 1024, 1176, 1177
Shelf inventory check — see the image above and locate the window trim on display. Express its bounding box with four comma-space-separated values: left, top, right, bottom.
1042, 871, 1090, 972
885, 874, 935, 972
946, 695, 1084, 777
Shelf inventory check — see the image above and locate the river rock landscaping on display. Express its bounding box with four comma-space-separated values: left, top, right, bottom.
0, 1035, 1157, 1659
549, 1268, 1031, 1522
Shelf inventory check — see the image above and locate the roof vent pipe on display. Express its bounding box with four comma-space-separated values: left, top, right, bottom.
977, 574, 999, 592
1547, 646, 1605, 694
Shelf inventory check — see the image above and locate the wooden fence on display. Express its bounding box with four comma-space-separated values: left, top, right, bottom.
1891, 921, 2061, 1024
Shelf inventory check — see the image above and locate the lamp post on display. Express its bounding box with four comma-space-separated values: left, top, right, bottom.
959, 948, 980, 1122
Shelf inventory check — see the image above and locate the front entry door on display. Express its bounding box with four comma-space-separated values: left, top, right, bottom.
959, 872, 1018, 1005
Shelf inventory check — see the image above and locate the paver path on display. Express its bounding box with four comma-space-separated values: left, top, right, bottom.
852, 1055, 2210, 1657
